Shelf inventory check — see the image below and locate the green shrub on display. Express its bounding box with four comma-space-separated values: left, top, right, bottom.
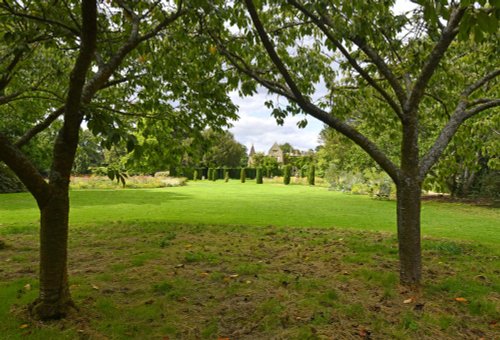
264, 167, 274, 178
193, 169, 199, 181
283, 165, 291, 185
240, 167, 246, 183
307, 164, 315, 185
256, 168, 263, 184
224, 169, 229, 182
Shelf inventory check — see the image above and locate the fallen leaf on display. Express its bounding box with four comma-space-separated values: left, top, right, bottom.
184, 244, 192, 249
23, 284, 31, 291
454, 297, 468, 303
174, 264, 185, 268
245, 280, 252, 284
217, 338, 230, 340
403, 297, 415, 304
162, 337, 170, 340
91, 284, 99, 290
19, 324, 29, 329
228, 274, 239, 278
200, 272, 209, 277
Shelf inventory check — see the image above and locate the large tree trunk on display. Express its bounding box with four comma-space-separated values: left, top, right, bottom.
29, 185, 74, 320
396, 178, 422, 285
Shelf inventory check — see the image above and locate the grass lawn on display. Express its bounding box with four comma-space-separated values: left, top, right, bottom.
0, 181, 499, 339
1, 181, 499, 246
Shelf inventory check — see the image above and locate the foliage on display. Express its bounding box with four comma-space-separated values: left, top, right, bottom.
307, 164, 315, 186
240, 167, 246, 183
201, 130, 247, 168
193, 169, 199, 181
0, 164, 25, 193
283, 165, 291, 185
107, 167, 128, 188
73, 130, 105, 175
325, 166, 394, 198
256, 167, 263, 184
224, 168, 229, 182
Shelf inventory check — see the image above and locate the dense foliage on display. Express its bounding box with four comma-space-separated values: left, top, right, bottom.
256, 167, 263, 184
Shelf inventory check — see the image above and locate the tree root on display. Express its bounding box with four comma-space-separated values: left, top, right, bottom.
29, 298, 77, 321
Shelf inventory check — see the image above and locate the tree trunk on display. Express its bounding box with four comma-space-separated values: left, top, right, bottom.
29, 186, 75, 320
396, 177, 422, 286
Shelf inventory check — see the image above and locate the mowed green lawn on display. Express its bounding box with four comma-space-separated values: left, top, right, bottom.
1, 181, 498, 247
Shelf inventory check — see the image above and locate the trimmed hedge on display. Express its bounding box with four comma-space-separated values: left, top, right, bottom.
283, 165, 291, 185
256, 168, 263, 184
308, 164, 315, 186
240, 168, 246, 183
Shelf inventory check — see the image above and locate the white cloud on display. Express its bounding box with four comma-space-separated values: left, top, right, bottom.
229, 89, 323, 152
393, 0, 418, 14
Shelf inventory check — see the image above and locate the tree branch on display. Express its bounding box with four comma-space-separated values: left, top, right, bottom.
14, 107, 65, 147
350, 37, 407, 106
420, 98, 500, 178
406, 6, 465, 113
82, 1, 184, 103
464, 99, 500, 119
244, 0, 314, 105
462, 69, 500, 97
0, 2, 80, 36
48, 0, 97, 186
244, 0, 400, 183
137, 0, 184, 43
287, 0, 404, 121
0, 133, 51, 206
0, 50, 24, 92
209, 33, 294, 100
0, 91, 23, 105
424, 92, 450, 118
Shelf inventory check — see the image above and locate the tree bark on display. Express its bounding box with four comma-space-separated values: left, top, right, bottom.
396, 177, 422, 285
29, 186, 74, 320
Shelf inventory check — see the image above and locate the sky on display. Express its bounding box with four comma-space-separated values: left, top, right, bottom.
228, 0, 417, 154
228, 89, 325, 153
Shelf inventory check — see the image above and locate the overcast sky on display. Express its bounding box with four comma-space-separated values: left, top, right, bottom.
228, 0, 417, 153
